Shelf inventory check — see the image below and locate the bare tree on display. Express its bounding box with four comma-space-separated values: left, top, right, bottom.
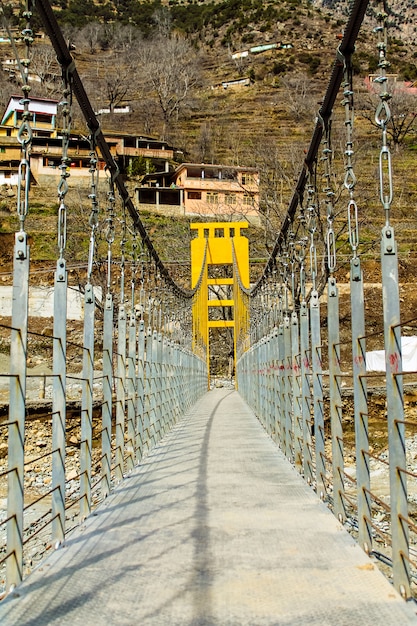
136, 34, 201, 139
103, 56, 133, 113
108, 23, 140, 52
30, 44, 61, 96
86, 51, 136, 114
358, 80, 417, 149
251, 137, 305, 251
279, 72, 318, 122
76, 22, 103, 54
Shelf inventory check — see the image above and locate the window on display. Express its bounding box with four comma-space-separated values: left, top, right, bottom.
243, 194, 254, 206
224, 193, 236, 205
206, 192, 219, 204
188, 191, 201, 200
34, 113, 52, 125
0, 147, 5, 153
241, 173, 253, 185
123, 137, 136, 148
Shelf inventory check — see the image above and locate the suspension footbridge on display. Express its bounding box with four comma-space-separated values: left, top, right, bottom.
1, 0, 417, 622
1, 389, 417, 625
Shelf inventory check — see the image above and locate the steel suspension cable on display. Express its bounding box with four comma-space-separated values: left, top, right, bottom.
31, 0, 195, 299
252, 0, 370, 295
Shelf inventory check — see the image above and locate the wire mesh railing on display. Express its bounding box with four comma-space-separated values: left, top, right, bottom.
0, 0, 208, 597
236, 0, 417, 602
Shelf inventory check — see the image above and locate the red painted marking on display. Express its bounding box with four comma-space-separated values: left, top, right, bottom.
388, 352, 400, 373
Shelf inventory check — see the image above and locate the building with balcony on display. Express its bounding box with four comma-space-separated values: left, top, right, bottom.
0, 96, 177, 187
0, 95, 59, 138
136, 163, 260, 222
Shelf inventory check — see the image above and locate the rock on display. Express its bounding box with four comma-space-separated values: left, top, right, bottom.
0, 443, 7, 459
69, 435, 79, 446
67, 469, 78, 481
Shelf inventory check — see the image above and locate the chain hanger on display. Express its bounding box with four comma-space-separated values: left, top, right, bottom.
374, 8, 393, 226
305, 167, 318, 290
57, 78, 73, 260
16, 0, 34, 233
320, 115, 337, 276
105, 171, 116, 294
86, 137, 100, 283
339, 49, 360, 259
120, 199, 127, 305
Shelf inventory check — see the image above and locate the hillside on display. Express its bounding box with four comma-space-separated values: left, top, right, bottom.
0, 0, 417, 272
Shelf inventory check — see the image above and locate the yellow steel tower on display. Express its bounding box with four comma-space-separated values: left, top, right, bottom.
190, 222, 250, 388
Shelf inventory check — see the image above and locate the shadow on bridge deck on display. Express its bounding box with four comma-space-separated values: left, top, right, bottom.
0, 389, 416, 625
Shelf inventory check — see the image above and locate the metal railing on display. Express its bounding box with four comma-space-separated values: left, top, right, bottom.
236, 0, 417, 601
0, 284, 207, 595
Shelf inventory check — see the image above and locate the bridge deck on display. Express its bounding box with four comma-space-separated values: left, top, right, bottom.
0, 389, 416, 625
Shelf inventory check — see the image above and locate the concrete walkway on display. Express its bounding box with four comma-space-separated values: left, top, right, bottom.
0, 389, 416, 625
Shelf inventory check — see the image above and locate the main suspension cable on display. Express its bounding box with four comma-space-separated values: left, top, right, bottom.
31, 0, 195, 300
251, 0, 371, 295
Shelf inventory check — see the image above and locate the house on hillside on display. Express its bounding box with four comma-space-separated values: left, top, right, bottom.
0, 96, 59, 138
364, 74, 417, 95
103, 132, 176, 175
0, 96, 177, 186
136, 163, 260, 221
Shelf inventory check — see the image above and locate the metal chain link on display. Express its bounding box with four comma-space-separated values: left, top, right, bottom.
16, 2, 33, 232
320, 117, 336, 274
305, 171, 318, 289
374, 9, 393, 225
131, 230, 138, 311
87, 139, 99, 281
288, 230, 297, 307
105, 172, 116, 293
120, 200, 127, 304
296, 236, 308, 301
340, 49, 360, 258
57, 83, 72, 259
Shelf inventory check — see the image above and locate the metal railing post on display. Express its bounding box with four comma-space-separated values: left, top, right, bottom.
284, 314, 293, 461
300, 300, 312, 483
52, 258, 67, 543
80, 283, 95, 519
327, 277, 344, 520
101, 292, 113, 499
126, 312, 137, 473
115, 304, 126, 482
278, 323, 285, 450
136, 319, 145, 463
310, 290, 325, 498
350, 256, 372, 551
7, 232, 29, 590
292, 310, 302, 472
381, 226, 410, 597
